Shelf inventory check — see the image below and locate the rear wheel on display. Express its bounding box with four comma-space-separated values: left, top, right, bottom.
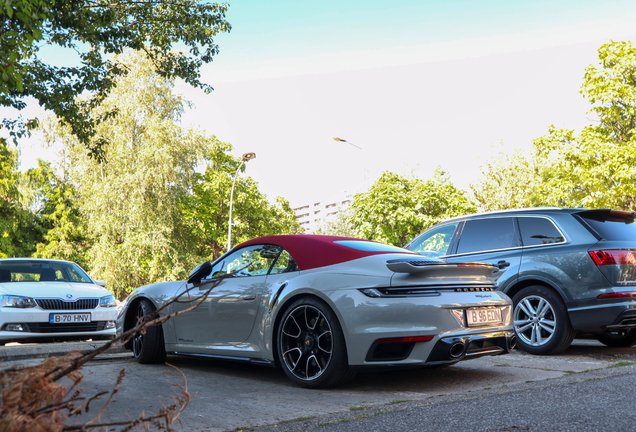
512, 286, 575, 355
131, 299, 166, 364
277, 297, 353, 388
594, 329, 636, 347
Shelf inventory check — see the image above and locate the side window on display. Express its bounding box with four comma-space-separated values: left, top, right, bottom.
456, 218, 518, 255
518, 217, 565, 246
407, 223, 459, 257
209, 244, 282, 278
269, 250, 298, 274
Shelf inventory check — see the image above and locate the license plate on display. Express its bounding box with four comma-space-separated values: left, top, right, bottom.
466, 307, 503, 327
49, 313, 92, 324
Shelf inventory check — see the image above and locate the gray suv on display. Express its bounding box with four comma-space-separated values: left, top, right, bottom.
404, 208, 636, 355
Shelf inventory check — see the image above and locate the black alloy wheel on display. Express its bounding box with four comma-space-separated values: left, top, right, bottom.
594, 328, 636, 347
131, 298, 166, 364
512, 285, 575, 355
277, 297, 353, 388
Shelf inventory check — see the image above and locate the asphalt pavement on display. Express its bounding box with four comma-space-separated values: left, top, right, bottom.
2, 339, 636, 431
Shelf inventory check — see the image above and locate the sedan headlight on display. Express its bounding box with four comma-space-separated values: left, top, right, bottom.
99, 294, 116, 308
1, 295, 37, 308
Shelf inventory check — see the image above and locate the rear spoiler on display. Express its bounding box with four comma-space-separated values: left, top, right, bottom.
575, 209, 636, 224
386, 258, 498, 276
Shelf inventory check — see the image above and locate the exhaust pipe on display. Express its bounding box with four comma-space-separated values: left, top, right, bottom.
449, 341, 465, 358
508, 334, 517, 351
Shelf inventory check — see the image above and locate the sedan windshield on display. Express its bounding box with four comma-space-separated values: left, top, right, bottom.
0, 260, 93, 283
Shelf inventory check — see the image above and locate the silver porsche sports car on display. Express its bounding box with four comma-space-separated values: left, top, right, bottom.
117, 235, 515, 388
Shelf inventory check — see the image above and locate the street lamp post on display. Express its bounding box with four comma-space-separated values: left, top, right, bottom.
227, 152, 256, 252
333, 137, 362, 150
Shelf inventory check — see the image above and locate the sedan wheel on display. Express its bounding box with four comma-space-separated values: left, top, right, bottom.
512, 286, 575, 355
131, 298, 166, 364
594, 328, 636, 347
277, 297, 353, 388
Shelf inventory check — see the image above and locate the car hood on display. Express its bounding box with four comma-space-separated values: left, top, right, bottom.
0, 282, 110, 299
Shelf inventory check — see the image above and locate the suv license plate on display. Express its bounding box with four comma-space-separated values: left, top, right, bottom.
466, 307, 502, 327
49, 313, 91, 324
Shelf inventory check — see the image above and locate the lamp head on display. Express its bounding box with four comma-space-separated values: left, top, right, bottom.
242, 152, 256, 162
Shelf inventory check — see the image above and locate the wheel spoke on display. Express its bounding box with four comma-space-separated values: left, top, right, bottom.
537, 300, 551, 319
283, 347, 303, 369
538, 320, 556, 333
316, 330, 332, 354
283, 316, 302, 338
306, 354, 322, 378
519, 299, 535, 317
516, 322, 533, 333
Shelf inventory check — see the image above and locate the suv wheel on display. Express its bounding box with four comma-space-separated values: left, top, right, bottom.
512, 286, 575, 355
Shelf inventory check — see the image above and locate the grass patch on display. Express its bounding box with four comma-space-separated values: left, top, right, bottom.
387, 399, 411, 405
608, 361, 635, 368
495, 363, 511, 367
350, 405, 370, 411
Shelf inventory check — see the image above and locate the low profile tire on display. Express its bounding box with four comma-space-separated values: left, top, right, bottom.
512, 286, 575, 355
132, 298, 166, 364
594, 329, 636, 347
277, 297, 353, 388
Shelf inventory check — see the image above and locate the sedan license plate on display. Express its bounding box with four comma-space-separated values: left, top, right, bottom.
49, 313, 91, 324
466, 307, 502, 327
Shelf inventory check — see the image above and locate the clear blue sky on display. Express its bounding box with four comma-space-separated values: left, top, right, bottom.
16, 0, 636, 206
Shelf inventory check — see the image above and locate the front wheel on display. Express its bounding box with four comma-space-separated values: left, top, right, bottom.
594, 329, 636, 347
512, 286, 575, 355
131, 298, 166, 364
277, 297, 353, 388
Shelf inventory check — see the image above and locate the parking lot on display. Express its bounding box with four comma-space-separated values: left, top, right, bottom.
3, 338, 636, 431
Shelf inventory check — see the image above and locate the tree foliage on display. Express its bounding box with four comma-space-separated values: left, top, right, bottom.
0, 142, 44, 257
470, 148, 541, 212
35, 50, 298, 297
1, 0, 230, 154
183, 143, 301, 261
350, 170, 476, 246
472, 40, 636, 212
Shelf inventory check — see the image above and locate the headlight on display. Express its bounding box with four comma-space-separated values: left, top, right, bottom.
99, 294, 116, 308
1, 295, 37, 308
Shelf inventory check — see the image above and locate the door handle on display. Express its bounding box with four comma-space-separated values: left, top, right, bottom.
496, 260, 510, 269
241, 295, 257, 301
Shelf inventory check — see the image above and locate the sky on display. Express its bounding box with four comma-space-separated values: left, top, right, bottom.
14, 0, 636, 207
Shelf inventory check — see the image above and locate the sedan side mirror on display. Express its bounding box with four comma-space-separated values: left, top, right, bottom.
188, 261, 212, 285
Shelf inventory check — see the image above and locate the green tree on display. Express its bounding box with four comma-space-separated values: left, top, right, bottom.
530, 41, 636, 210
20, 160, 92, 269
184, 143, 301, 260
470, 148, 542, 212
1, 0, 230, 155
41, 50, 213, 297
350, 170, 476, 246
0, 143, 44, 257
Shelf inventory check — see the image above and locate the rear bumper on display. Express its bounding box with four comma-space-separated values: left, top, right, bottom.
351, 330, 515, 371
569, 302, 636, 332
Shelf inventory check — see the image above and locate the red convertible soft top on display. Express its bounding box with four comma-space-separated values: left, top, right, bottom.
235, 235, 416, 271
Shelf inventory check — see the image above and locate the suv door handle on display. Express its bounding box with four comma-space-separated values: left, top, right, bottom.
496, 260, 510, 269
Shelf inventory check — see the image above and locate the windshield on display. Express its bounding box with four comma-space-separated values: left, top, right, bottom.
0, 260, 93, 283
334, 240, 413, 253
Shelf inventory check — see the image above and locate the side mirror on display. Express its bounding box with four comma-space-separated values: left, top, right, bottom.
94, 280, 107, 287
187, 261, 212, 285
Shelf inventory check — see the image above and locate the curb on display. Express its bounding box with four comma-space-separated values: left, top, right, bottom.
0, 340, 127, 362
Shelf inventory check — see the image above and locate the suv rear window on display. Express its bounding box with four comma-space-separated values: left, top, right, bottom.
518, 217, 565, 246
580, 218, 636, 241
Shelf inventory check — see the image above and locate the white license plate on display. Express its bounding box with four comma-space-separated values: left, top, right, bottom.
49, 313, 92, 324
466, 307, 502, 327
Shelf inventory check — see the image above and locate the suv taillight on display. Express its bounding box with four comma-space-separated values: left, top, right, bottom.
589, 250, 636, 265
